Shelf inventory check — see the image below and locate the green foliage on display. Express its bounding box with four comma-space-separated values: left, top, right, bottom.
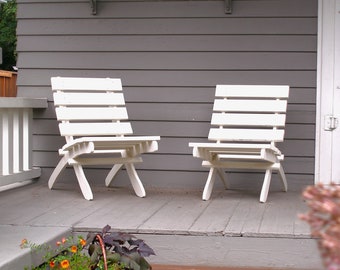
21, 225, 155, 270
86, 225, 155, 270
0, 0, 17, 70
22, 236, 92, 270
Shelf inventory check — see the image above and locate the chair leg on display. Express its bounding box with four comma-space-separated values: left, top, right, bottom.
105, 164, 124, 187
48, 155, 68, 189
216, 168, 228, 189
202, 167, 217, 201
124, 163, 146, 198
278, 164, 288, 192
260, 169, 272, 203
73, 164, 94, 201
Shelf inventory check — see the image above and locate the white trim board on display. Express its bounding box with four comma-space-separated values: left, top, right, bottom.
316, 0, 340, 184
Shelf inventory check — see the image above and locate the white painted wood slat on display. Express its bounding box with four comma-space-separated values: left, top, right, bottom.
59, 122, 133, 136
211, 113, 286, 127
55, 107, 129, 121
208, 128, 285, 142
53, 92, 125, 106
51, 77, 122, 91
1, 110, 11, 175
216, 85, 289, 98
213, 99, 287, 113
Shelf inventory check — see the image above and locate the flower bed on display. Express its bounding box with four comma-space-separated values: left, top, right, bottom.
21, 225, 155, 270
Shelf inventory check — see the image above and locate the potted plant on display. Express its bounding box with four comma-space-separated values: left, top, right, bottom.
21, 225, 155, 270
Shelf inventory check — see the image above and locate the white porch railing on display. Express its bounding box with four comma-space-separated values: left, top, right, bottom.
0, 97, 47, 188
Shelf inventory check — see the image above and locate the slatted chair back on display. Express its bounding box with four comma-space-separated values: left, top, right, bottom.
51, 77, 132, 144
208, 85, 289, 144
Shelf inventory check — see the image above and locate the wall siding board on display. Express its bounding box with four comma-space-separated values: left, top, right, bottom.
17, 0, 317, 19
37, 102, 315, 124
33, 152, 315, 175
17, 0, 317, 189
33, 136, 315, 157
17, 18, 317, 35
18, 52, 317, 70
33, 118, 315, 140
17, 36, 317, 52
20, 86, 316, 104
17, 70, 317, 88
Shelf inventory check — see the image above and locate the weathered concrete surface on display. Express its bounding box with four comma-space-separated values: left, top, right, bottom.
0, 225, 71, 270
0, 181, 323, 269
136, 234, 322, 270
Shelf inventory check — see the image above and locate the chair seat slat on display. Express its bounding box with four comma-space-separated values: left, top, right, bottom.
216, 154, 276, 163
69, 157, 143, 165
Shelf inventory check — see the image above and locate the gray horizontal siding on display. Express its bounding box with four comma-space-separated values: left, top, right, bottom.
17, 0, 317, 189
17, 36, 317, 52
19, 70, 317, 87
33, 136, 315, 157
33, 119, 314, 140
33, 153, 314, 175
35, 103, 315, 123
17, 0, 317, 18
27, 86, 316, 103
19, 52, 317, 70
17, 18, 316, 35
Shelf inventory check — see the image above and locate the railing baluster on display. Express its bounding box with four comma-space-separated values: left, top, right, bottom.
0, 98, 47, 188
22, 108, 31, 171
13, 109, 20, 173
1, 109, 10, 175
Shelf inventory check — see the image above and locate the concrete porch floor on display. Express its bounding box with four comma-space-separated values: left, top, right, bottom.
0, 179, 323, 270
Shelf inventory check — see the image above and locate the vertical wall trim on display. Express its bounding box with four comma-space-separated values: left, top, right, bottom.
315, 0, 336, 184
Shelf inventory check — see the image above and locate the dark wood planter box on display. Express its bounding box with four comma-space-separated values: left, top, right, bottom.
0, 70, 17, 97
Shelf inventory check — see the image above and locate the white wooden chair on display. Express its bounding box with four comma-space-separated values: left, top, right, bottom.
189, 85, 289, 203
49, 77, 160, 200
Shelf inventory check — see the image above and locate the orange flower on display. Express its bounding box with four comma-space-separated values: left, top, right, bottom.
79, 238, 86, 247
57, 237, 67, 246
60, 259, 70, 269
20, 239, 28, 248
49, 260, 55, 268
70, 245, 77, 253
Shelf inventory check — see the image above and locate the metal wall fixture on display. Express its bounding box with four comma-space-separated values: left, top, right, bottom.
90, 0, 96, 15
225, 0, 232, 14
